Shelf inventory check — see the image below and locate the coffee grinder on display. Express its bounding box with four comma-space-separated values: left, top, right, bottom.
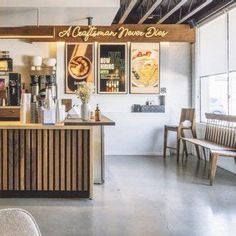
9, 72, 21, 106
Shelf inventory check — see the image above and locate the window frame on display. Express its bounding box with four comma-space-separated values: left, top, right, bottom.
196, 9, 236, 123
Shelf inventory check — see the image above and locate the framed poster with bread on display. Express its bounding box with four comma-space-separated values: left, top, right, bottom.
130, 43, 160, 94
65, 43, 94, 94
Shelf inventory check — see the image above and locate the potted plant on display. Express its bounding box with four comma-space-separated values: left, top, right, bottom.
75, 82, 94, 121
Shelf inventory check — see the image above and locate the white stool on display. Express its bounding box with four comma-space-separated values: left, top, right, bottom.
0, 208, 41, 236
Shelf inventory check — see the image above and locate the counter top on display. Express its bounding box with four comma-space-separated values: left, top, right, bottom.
64, 115, 115, 126
0, 115, 115, 129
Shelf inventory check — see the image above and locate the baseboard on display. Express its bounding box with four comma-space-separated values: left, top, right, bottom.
105, 152, 163, 156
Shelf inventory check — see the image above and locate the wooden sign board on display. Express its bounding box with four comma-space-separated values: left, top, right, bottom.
0, 24, 196, 43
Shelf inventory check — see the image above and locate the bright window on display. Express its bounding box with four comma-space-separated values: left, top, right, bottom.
198, 8, 236, 122
229, 72, 236, 115
200, 74, 228, 122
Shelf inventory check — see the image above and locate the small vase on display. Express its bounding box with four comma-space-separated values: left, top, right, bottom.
81, 103, 90, 121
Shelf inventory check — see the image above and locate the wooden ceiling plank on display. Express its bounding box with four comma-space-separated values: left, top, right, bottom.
138, 0, 162, 24
118, 0, 139, 24
177, 0, 213, 23
157, 0, 188, 23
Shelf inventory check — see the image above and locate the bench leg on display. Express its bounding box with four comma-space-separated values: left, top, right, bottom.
210, 153, 218, 186
208, 153, 212, 179
191, 129, 201, 160
203, 147, 207, 161
163, 127, 168, 158
195, 145, 201, 160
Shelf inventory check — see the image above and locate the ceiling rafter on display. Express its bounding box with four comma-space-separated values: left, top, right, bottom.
112, 0, 236, 25
177, 0, 213, 23
157, 0, 188, 23
137, 0, 163, 24
118, 0, 139, 24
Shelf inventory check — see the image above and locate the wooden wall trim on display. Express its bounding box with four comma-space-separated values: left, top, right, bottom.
0, 24, 196, 43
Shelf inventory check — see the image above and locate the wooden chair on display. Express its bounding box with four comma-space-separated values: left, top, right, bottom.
181, 113, 236, 185
163, 108, 200, 161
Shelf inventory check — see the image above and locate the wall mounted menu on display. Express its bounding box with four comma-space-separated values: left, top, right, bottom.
130, 43, 160, 94
65, 43, 94, 94
98, 43, 127, 94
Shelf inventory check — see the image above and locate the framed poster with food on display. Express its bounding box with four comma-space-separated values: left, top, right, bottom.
130, 43, 160, 94
65, 43, 94, 94
98, 43, 127, 94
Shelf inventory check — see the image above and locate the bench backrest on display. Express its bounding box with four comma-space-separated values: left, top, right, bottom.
205, 113, 236, 148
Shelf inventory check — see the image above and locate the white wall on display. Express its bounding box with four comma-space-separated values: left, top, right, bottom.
0, 40, 192, 156
56, 42, 192, 155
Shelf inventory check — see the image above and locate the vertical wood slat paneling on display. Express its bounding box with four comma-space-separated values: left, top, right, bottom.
32, 130, 37, 190
3, 130, 8, 190
8, 130, 13, 190
54, 130, 60, 191
0, 130, 2, 190
37, 130, 42, 191
66, 130, 71, 191
60, 130, 65, 191
20, 130, 25, 190
83, 130, 88, 191
25, 130, 31, 190
0, 128, 90, 196
49, 130, 54, 191
43, 130, 48, 191
72, 130, 77, 191
14, 130, 19, 190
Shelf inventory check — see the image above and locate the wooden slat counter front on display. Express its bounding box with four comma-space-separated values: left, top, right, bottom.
0, 117, 115, 198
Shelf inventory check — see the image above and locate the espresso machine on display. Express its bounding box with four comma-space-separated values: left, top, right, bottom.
30, 74, 57, 106
8, 73, 21, 106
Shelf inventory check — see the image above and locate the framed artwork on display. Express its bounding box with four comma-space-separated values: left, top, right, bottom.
130, 43, 160, 94
98, 43, 128, 94
65, 43, 94, 94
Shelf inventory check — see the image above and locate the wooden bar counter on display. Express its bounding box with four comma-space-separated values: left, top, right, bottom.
0, 116, 115, 198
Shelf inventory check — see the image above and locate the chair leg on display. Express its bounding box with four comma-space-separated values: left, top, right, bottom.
177, 138, 181, 162
183, 142, 188, 158
181, 129, 188, 158
210, 153, 218, 186
163, 127, 168, 158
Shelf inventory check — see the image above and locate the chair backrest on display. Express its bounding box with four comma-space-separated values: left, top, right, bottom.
205, 113, 236, 148
179, 108, 195, 125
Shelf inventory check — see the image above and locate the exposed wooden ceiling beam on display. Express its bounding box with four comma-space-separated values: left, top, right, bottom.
177, 0, 213, 23
118, 0, 139, 24
157, 0, 188, 23
138, 0, 162, 24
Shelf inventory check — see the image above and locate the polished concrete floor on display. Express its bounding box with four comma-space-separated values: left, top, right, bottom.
1, 155, 236, 236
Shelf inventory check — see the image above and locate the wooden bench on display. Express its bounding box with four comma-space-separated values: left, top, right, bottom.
180, 113, 236, 185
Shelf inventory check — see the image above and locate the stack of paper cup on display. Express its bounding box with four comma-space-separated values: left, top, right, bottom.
56, 100, 66, 123
20, 93, 31, 124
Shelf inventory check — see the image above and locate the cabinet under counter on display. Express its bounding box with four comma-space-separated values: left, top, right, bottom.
0, 123, 94, 198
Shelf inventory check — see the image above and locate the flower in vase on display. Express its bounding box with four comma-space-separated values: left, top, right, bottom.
75, 82, 94, 104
